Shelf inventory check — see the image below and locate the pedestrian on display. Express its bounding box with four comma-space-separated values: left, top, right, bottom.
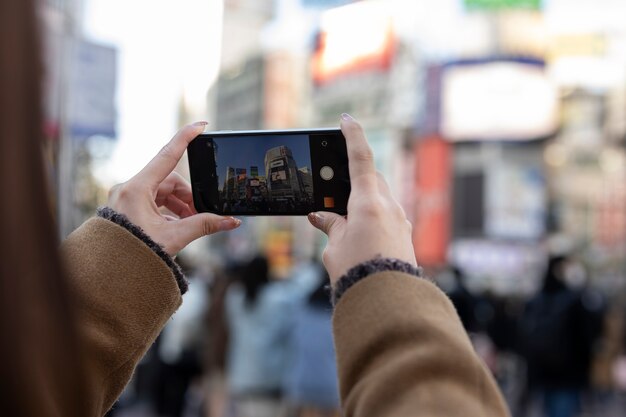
284, 269, 340, 417
224, 255, 317, 417
156, 256, 209, 417
518, 255, 601, 417
447, 266, 482, 332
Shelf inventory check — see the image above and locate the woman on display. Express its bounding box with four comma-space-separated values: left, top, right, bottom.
225, 256, 317, 417
1, 2, 240, 415
284, 270, 340, 417
1, 0, 509, 415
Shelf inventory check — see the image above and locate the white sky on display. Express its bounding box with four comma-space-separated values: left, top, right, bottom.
83, 0, 224, 185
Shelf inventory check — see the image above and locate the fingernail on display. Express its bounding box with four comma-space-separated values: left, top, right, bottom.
220, 217, 241, 229
308, 212, 323, 227
193, 121, 209, 127
341, 113, 353, 121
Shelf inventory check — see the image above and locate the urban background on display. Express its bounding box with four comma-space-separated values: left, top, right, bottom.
42, 0, 625, 416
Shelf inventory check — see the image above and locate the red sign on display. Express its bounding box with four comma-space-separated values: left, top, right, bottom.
412, 137, 451, 266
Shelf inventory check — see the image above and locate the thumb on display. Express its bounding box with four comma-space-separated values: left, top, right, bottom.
307, 212, 344, 237
176, 213, 241, 244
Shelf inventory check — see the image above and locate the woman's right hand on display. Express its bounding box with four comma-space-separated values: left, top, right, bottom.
107, 122, 241, 256
307, 114, 417, 286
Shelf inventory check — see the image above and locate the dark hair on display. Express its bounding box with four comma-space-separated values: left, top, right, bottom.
241, 256, 270, 308
450, 265, 466, 287
0, 0, 88, 414
308, 270, 332, 309
542, 255, 568, 293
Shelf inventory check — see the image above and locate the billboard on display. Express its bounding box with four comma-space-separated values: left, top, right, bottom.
465, 0, 541, 10
440, 58, 559, 141
271, 171, 287, 181
485, 164, 546, 240
68, 39, 117, 138
236, 168, 247, 181
301, 0, 353, 8
312, 1, 395, 84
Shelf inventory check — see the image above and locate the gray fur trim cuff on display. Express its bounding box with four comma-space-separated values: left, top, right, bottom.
332, 257, 422, 306
96, 207, 188, 295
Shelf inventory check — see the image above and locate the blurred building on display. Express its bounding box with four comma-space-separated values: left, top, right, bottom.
212, 0, 275, 130
42, 0, 118, 238
207, 0, 626, 294
215, 56, 266, 130
213, 44, 308, 131
220, 0, 275, 71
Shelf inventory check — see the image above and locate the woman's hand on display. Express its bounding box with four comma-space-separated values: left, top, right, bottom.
307, 114, 416, 285
108, 122, 241, 256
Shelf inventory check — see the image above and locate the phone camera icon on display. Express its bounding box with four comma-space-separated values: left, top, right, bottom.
321, 140, 328, 147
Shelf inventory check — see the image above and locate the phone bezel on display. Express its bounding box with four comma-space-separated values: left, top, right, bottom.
187, 128, 350, 216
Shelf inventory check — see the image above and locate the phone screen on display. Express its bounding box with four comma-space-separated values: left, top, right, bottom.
188, 129, 350, 215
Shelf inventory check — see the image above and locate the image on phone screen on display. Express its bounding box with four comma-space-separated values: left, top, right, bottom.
188, 130, 350, 216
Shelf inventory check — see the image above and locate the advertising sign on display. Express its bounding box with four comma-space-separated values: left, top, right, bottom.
413, 136, 451, 267
440, 58, 558, 141
312, 1, 395, 84
465, 0, 541, 10
271, 171, 287, 181
485, 164, 546, 240
301, 0, 353, 8
68, 39, 117, 138
236, 168, 247, 181
449, 239, 545, 295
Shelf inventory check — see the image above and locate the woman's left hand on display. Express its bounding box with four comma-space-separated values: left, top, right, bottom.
107, 122, 241, 256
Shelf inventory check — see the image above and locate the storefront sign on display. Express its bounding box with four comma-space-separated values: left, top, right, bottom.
465, 0, 541, 10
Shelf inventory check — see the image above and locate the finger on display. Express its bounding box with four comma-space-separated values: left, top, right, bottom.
176, 213, 241, 244
156, 172, 197, 213
136, 121, 208, 186
376, 171, 409, 219
307, 211, 345, 237
161, 195, 195, 219
340, 114, 377, 192
376, 171, 393, 198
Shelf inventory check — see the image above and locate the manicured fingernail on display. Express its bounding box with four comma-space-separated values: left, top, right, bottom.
220, 217, 241, 229
308, 212, 323, 227
341, 113, 353, 121
193, 121, 208, 127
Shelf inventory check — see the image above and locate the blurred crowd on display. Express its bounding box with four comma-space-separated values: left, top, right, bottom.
107, 255, 339, 417
105, 250, 626, 417
442, 255, 626, 417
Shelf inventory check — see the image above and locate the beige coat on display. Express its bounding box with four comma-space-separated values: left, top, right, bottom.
62, 217, 509, 416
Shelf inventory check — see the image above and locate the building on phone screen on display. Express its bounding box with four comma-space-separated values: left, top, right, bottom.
264, 146, 311, 203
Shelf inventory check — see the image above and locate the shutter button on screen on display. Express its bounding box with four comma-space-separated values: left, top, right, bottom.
320, 166, 334, 181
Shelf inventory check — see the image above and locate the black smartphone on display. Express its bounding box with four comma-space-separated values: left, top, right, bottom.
187, 128, 350, 215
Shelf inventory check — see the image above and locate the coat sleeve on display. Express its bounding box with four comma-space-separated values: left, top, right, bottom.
61, 217, 182, 415
332, 271, 510, 417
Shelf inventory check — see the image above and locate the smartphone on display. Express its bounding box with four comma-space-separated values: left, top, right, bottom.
187, 128, 350, 216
